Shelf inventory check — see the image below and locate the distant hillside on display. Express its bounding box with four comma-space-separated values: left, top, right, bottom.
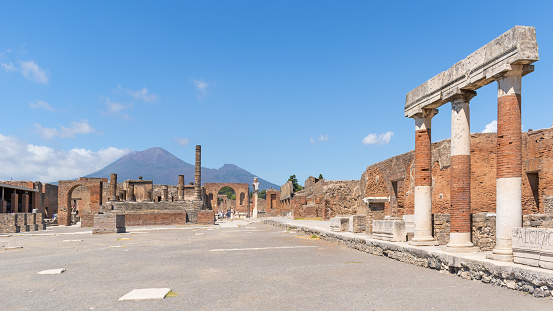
85, 147, 279, 191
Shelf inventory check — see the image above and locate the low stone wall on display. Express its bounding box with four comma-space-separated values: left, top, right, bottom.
264, 218, 553, 299
124, 211, 187, 226
197, 210, 215, 225
0, 213, 45, 233
434, 214, 450, 245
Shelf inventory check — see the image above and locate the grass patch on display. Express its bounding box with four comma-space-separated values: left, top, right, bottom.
166, 291, 178, 298
117, 238, 131, 241
346, 261, 363, 264
311, 234, 319, 239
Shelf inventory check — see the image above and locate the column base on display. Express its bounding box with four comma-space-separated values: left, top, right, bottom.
409, 237, 439, 246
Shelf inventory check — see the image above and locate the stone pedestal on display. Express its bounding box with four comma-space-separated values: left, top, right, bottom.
373, 218, 406, 242
93, 213, 126, 234
330, 217, 349, 232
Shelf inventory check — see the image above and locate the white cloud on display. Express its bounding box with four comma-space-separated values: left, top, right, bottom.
310, 134, 328, 144
117, 85, 158, 103
362, 131, 394, 145
29, 100, 54, 112
319, 135, 328, 142
309, 138, 315, 144
1, 62, 16, 72
174, 137, 190, 146
192, 78, 209, 101
34, 120, 96, 140
0, 133, 131, 182
482, 120, 497, 133
19, 60, 49, 84
102, 97, 133, 120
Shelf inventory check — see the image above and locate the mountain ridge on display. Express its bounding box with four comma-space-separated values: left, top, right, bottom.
85, 147, 279, 191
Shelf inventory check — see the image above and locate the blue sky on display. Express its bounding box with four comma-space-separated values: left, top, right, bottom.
1, 1, 552, 185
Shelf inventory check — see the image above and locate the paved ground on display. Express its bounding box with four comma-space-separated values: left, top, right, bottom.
1, 219, 552, 310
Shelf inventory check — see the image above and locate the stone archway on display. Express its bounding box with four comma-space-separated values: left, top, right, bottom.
58, 178, 105, 226
204, 183, 249, 215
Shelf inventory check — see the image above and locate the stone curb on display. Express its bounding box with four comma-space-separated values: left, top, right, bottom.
264, 218, 553, 299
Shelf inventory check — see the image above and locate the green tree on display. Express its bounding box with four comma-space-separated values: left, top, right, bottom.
259, 189, 266, 199
218, 186, 236, 200
318, 174, 324, 180
288, 175, 304, 192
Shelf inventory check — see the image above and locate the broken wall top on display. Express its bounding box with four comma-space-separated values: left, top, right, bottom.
405, 26, 538, 118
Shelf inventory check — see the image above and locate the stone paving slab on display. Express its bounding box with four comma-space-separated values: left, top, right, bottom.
37, 268, 66, 275
265, 217, 553, 298
119, 288, 171, 301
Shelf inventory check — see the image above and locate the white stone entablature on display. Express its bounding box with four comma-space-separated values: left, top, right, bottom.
405, 26, 538, 117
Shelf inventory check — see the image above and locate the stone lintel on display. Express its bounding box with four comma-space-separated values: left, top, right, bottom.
362, 197, 390, 203
405, 26, 538, 118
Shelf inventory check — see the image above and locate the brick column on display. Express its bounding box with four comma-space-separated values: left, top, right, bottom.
195, 145, 201, 201
252, 177, 259, 218
410, 109, 439, 246
490, 65, 530, 261
177, 175, 184, 201
11, 193, 19, 213
446, 92, 478, 252
21, 193, 30, 213
1, 200, 7, 213
109, 173, 117, 202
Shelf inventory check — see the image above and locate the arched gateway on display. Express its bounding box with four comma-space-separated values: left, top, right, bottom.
57, 177, 105, 226
204, 183, 249, 215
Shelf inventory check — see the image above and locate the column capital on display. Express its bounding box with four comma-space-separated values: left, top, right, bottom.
450, 90, 476, 105
413, 108, 438, 131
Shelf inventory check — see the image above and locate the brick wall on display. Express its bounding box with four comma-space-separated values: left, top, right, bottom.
197, 210, 215, 225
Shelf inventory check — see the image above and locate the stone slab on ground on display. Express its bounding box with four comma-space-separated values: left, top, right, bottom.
37, 268, 66, 275
119, 288, 171, 301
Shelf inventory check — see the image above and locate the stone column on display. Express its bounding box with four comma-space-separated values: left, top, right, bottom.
21, 193, 30, 213
446, 91, 478, 252
490, 65, 530, 261
410, 108, 439, 246
252, 177, 259, 218
109, 173, 118, 202
195, 145, 201, 200
0, 200, 6, 213
11, 193, 19, 213
128, 184, 135, 202
177, 175, 184, 201
162, 185, 169, 202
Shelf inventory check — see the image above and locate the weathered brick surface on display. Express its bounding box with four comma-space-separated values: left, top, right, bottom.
497, 94, 522, 179
415, 128, 432, 186
197, 210, 215, 225
80, 212, 94, 227
0, 214, 20, 233
124, 212, 187, 226
472, 212, 496, 251
363, 129, 553, 218
450, 155, 471, 233
433, 214, 450, 245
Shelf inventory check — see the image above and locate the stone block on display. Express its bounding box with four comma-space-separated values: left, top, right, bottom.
93, 213, 125, 234
349, 215, 367, 233
512, 227, 553, 270
403, 214, 415, 234
372, 218, 406, 242
330, 217, 349, 232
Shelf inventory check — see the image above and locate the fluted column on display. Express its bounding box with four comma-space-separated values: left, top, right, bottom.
410, 108, 439, 246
